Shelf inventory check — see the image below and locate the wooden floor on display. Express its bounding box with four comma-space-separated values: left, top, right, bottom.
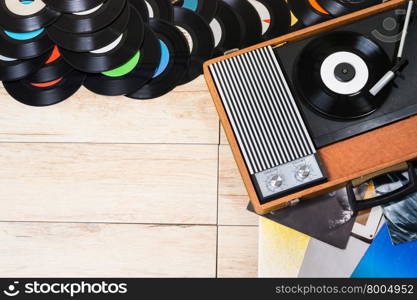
0, 77, 258, 278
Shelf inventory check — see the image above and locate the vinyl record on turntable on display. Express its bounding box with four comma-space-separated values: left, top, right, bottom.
50, 0, 127, 34
287, 0, 332, 27
84, 24, 161, 96
209, 0, 244, 57
294, 32, 391, 120
247, 0, 291, 40
222, 0, 262, 47
47, 2, 132, 52
173, 6, 214, 84
43, 0, 104, 13
0, 0, 60, 32
144, 0, 173, 21
172, 0, 218, 22
316, 0, 381, 17
59, 4, 144, 73
3, 69, 86, 107
127, 18, 190, 99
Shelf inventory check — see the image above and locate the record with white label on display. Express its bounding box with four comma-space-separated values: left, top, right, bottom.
247, 0, 291, 40
47, 2, 133, 52
0, 0, 60, 32
294, 32, 391, 119
60, 5, 144, 73
51, 0, 126, 33
209, 0, 244, 57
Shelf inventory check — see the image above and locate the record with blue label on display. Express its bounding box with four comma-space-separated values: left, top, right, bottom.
127, 18, 190, 99
172, 0, 217, 22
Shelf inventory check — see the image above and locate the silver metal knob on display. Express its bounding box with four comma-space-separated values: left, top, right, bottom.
269, 174, 283, 189
296, 165, 311, 181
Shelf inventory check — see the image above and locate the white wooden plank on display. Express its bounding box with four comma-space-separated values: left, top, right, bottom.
0, 143, 218, 224
0, 85, 218, 144
217, 226, 258, 278
0, 222, 217, 277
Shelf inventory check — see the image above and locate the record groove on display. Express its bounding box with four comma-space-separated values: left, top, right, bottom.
294, 32, 391, 119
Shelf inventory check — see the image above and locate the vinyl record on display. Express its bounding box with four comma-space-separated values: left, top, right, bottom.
0, 51, 50, 81
172, 0, 218, 22
0, 0, 60, 32
173, 6, 214, 84
294, 32, 391, 119
43, 0, 104, 13
144, 0, 173, 21
316, 0, 381, 17
25, 46, 73, 83
247, 0, 291, 40
287, 0, 332, 27
209, 0, 244, 57
222, 0, 262, 47
47, 2, 132, 52
84, 24, 160, 96
127, 18, 190, 99
51, 0, 126, 34
129, 0, 150, 23
3, 69, 86, 106
60, 5, 144, 73
0, 27, 54, 59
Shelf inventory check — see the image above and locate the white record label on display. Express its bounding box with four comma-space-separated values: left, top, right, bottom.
209, 18, 222, 47
248, 0, 271, 35
320, 51, 369, 95
5, 0, 46, 16
176, 25, 193, 54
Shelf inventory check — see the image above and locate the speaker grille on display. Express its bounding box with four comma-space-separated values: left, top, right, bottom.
210, 46, 316, 174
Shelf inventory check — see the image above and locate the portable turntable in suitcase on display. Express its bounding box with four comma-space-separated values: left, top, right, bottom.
204, 0, 417, 214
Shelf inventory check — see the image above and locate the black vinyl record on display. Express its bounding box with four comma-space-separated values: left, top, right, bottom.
0, 51, 50, 81
294, 32, 391, 120
0, 28, 54, 59
43, 0, 104, 13
173, 6, 214, 84
129, 0, 150, 23
25, 47, 73, 83
47, 2, 132, 52
317, 0, 381, 17
210, 0, 244, 57
84, 24, 160, 96
145, 0, 173, 21
0, 0, 60, 32
172, 0, 218, 23
287, 0, 332, 27
127, 18, 190, 99
51, 0, 126, 34
60, 5, 144, 73
3, 69, 86, 107
222, 0, 262, 47
250, 0, 291, 40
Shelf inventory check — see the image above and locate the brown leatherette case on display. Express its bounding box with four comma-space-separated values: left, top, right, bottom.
203, 0, 417, 214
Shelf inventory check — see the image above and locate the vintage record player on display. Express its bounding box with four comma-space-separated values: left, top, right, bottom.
204, 0, 417, 214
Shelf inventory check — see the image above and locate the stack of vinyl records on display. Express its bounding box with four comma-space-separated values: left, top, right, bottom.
0, 0, 381, 106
